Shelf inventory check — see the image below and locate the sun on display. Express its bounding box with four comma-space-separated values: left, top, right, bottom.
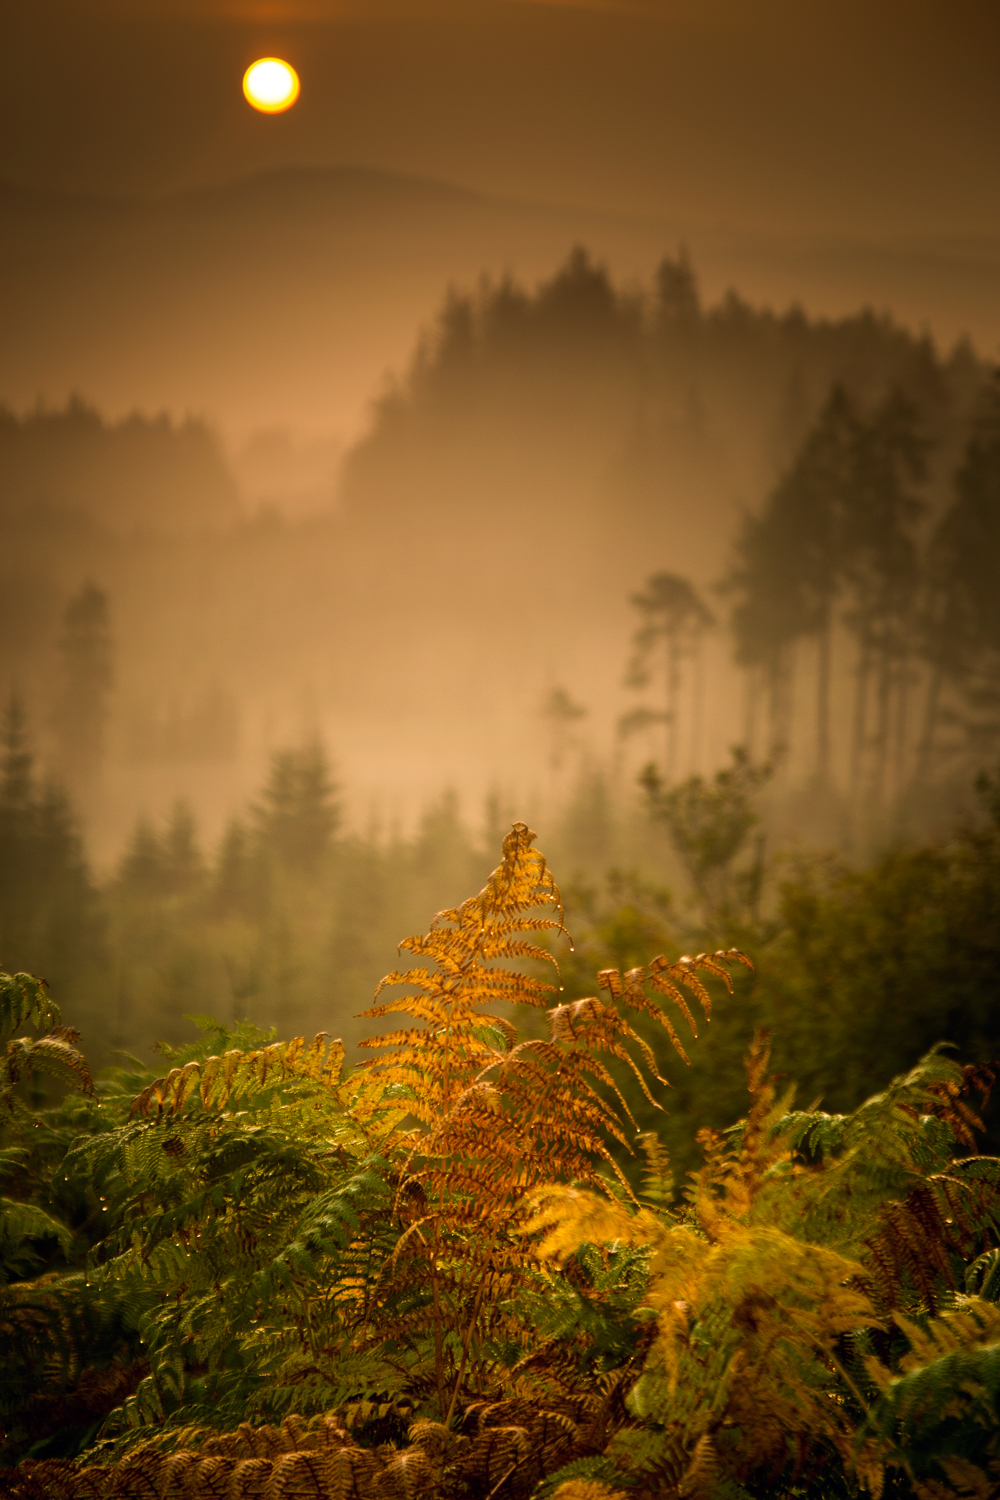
242, 58, 300, 114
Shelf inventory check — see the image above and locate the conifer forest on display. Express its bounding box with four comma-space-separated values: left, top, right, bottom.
5, 6, 1000, 1490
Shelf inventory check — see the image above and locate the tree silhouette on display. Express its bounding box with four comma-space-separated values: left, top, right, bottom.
840, 389, 927, 803
640, 746, 772, 926
0, 693, 101, 988
540, 685, 587, 778
728, 386, 858, 777
117, 803, 204, 900
50, 582, 113, 795
626, 572, 714, 781
117, 817, 169, 897
253, 742, 339, 873
917, 372, 1000, 778
655, 247, 700, 331
726, 383, 930, 804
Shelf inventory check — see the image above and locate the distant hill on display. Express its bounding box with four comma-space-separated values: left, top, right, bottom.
3, 169, 1000, 846
0, 166, 678, 448
2, 165, 999, 457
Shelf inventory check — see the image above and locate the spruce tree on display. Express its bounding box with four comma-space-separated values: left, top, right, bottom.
727, 385, 858, 775
626, 573, 714, 781
918, 372, 1000, 777
253, 742, 339, 872
0, 693, 102, 991
50, 582, 113, 797
841, 388, 926, 802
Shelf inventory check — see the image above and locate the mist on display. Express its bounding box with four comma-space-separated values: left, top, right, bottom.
2, 0, 1000, 1073
7, 8, 1000, 1476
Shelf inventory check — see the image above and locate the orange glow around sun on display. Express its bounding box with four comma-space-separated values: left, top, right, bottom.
242, 58, 300, 114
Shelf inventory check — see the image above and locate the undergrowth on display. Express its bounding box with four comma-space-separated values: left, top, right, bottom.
0, 824, 998, 1498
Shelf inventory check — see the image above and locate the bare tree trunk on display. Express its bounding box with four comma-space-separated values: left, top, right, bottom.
914, 663, 944, 783
783, 642, 798, 765
816, 614, 832, 783
769, 643, 796, 764
665, 635, 681, 781
850, 644, 870, 805
742, 666, 760, 758
892, 650, 911, 800
767, 656, 782, 759
690, 635, 704, 775
871, 646, 892, 806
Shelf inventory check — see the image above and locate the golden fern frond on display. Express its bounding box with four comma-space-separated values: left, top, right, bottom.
935, 1456, 1000, 1500
359, 825, 742, 1427
637, 1131, 675, 1208
679, 1432, 719, 1498
924, 1061, 997, 1151
378, 1444, 440, 1499
358, 823, 566, 1126
891, 1297, 1000, 1369
0, 970, 95, 1109
551, 1483, 629, 1499
458, 1423, 531, 1491
595, 949, 750, 1079
523, 1188, 663, 1264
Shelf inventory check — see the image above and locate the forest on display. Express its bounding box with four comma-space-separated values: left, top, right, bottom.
1, 249, 992, 841
3, 247, 1000, 1497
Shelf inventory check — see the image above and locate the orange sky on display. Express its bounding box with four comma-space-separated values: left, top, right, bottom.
6, 0, 1000, 236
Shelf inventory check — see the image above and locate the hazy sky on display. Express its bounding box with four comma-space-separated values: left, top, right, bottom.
6, 0, 1000, 237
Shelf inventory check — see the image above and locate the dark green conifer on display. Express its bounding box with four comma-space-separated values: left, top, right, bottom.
50, 582, 113, 794
253, 742, 339, 872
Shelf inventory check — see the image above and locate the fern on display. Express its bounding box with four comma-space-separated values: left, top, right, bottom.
532, 1455, 630, 1499
358, 823, 744, 1424
357, 821, 568, 1123
525, 1029, 1000, 1497
525, 1034, 882, 1490
0, 970, 93, 1108
861, 1298, 1000, 1496
5, 825, 997, 1500
56, 1024, 404, 1448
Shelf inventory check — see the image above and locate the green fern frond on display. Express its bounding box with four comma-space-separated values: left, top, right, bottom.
0, 1197, 73, 1279
0, 971, 59, 1042
861, 1297, 1000, 1492
0, 968, 94, 1109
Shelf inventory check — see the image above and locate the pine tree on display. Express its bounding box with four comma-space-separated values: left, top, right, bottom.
49, 583, 113, 796
626, 574, 714, 781
253, 742, 339, 872
727, 385, 858, 775
213, 817, 263, 918
0, 694, 101, 991
917, 371, 1000, 778
117, 804, 205, 900
841, 388, 927, 803
117, 817, 168, 897
161, 802, 204, 893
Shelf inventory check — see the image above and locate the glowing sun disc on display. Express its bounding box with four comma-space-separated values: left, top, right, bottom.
243, 58, 300, 114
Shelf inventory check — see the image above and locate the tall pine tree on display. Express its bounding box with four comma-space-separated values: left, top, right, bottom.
50, 582, 113, 798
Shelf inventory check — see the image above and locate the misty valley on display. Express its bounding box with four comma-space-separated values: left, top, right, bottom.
3, 246, 1000, 1500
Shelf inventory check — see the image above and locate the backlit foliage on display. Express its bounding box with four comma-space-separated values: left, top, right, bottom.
1, 967, 93, 1108
0, 825, 998, 1499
